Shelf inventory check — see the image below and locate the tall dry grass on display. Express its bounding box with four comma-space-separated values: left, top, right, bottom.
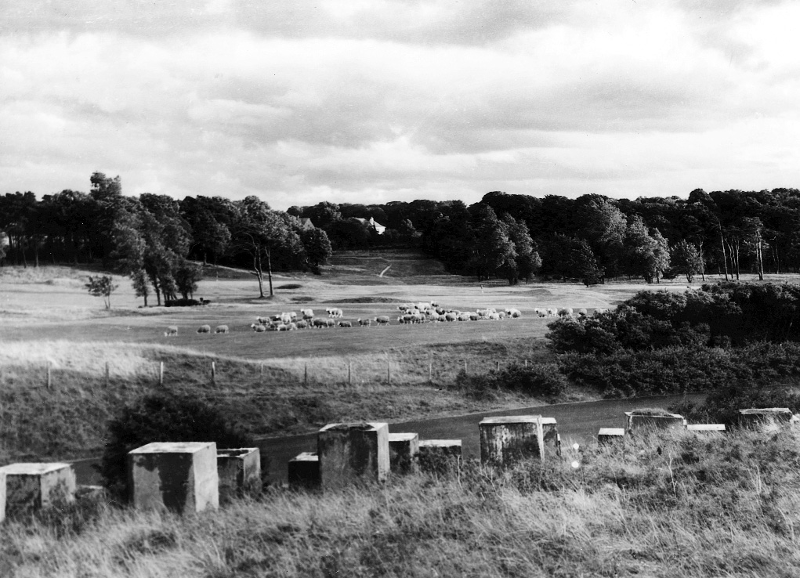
0, 340, 549, 463
3, 427, 800, 576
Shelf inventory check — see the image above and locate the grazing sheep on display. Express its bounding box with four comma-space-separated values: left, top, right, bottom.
279, 312, 294, 324
325, 319, 336, 328
215, 325, 229, 334
487, 312, 500, 320
295, 320, 308, 329
312, 318, 328, 328
374, 316, 390, 325
458, 313, 471, 321
469, 313, 480, 321
197, 325, 211, 334
358, 318, 372, 327
250, 323, 267, 333
595, 308, 609, 315
338, 321, 353, 328
546, 308, 557, 317
326, 307, 344, 318
277, 323, 291, 331
577, 308, 588, 317
256, 316, 271, 325
164, 326, 179, 337
557, 308, 573, 318
497, 311, 507, 319
445, 312, 457, 322
534, 308, 546, 317
505, 308, 522, 318
300, 308, 314, 320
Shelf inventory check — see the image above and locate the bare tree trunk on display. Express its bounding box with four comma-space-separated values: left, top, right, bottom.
719, 227, 729, 281
266, 248, 274, 297
254, 253, 264, 298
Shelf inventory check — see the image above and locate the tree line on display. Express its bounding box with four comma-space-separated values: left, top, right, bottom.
0, 173, 333, 304
290, 187, 800, 284
4, 175, 800, 290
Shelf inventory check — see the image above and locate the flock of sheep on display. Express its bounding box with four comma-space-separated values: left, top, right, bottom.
163, 302, 606, 337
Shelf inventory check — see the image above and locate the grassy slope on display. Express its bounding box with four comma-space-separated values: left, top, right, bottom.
4, 427, 800, 577
0, 253, 772, 463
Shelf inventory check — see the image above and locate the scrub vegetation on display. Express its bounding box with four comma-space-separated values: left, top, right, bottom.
3, 427, 800, 577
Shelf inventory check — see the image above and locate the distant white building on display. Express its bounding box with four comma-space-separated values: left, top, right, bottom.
354, 217, 387, 235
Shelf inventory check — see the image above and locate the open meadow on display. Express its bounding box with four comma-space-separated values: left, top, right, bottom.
0, 251, 764, 465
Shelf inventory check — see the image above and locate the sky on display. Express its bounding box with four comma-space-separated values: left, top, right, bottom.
1, 0, 799, 210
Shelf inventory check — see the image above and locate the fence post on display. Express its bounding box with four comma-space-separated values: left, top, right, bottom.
46, 361, 52, 390
387, 361, 391, 385
105, 361, 110, 388
304, 363, 308, 386
348, 361, 352, 386
159, 362, 164, 386
496, 360, 500, 372
464, 359, 467, 374
211, 361, 216, 384
429, 362, 433, 384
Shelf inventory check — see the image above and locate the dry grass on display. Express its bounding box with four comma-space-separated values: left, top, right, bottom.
4, 427, 800, 577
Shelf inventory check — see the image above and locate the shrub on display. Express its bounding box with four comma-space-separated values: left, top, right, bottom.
100, 393, 253, 500
493, 362, 568, 400
164, 298, 201, 307
672, 384, 800, 426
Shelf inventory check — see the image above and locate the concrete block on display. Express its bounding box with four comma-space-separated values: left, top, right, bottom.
217, 448, 261, 503
625, 411, 685, 434
739, 408, 793, 429
418, 440, 462, 473
128, 442, 218, 514
318, 423, 390, 489
542, 417, 561, 457
0, 463, 76, 517
687, 424, 726, 433
598, 428, 625, 444
388, 433, 419, 474
479, 416, 544, 467
288, 452, 320, 489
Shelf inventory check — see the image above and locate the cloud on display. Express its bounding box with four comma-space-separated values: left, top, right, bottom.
0, 1, 799, 209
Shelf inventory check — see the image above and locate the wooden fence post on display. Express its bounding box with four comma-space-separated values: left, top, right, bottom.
159, 362, 164, 387
304, 363, 308, 386
387, 361, 391, 385
211, 361, 216, 384
429, 362, 433, 384
348, 361, 352, 386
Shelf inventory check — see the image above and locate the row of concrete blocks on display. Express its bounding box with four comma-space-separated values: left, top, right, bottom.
0, 445, 261, 522
288, 416, 561, 490
597, 408, 795, 443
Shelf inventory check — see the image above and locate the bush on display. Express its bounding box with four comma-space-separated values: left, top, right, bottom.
164, 298, 201, 307
493, 362, 567, 400
560, 342, 800, 398
672, 384, 800, 426
100, 393, 253, 501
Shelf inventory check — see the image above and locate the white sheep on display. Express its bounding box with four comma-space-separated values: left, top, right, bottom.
256, 316, 270, 325
505, 308, 522, 318
312, 318, 327, 328
325, 319, 336, 328
358, 318, 372, 327
164, 326, 179, 337
197, 325, 211, 334
557, 308, 573, 318
546, 308, 557, 317
326, 307, 344, 318
374, 316, 390, 325
215, 325, 229, 334
338, 321, 353, 328
469, 312, 480, 321
295, 320, 308, 329
300, 308, 314, 320
577, 308, 588, 317
250, 323, 267, 333
445, 312, 457, 322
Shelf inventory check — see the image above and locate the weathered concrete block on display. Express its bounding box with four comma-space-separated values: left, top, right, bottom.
598, 428, 625, 444
388, 433, 419, 474
739, 408, 793, 429
217, 448, 261, 503
318, 423, 390, 489
687, 424, 726, 433
542, 417, 561, 457
288, 452, 320, 489
418, 439, 462, 473
128, 442, 218, 514
0, 463, 76, 517
479, 416, 544, 467
625, 411, 685, 434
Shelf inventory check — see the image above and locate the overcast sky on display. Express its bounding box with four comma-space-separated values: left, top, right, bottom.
2, 0, 799, 210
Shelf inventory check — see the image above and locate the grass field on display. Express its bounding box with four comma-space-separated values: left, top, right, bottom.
0, 251, 785, 464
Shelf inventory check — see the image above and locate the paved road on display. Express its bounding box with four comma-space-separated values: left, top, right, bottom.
73, 393, 703, 485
